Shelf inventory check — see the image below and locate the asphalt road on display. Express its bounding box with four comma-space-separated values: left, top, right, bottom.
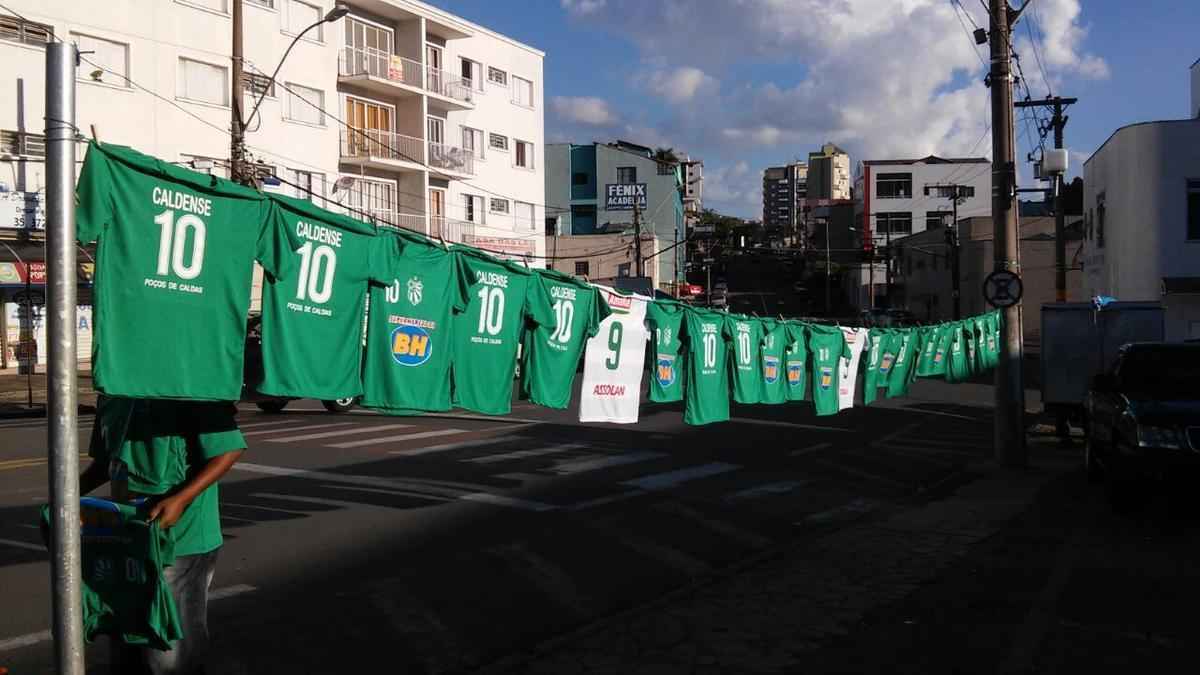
0, 379, 999, 674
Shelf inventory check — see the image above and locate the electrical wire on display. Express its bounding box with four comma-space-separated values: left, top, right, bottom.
951, 0, 988, 70
1026, 2, 1053, 97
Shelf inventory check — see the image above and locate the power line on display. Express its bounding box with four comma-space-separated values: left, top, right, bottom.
951, 0, 988, 69
1024, 7, 1053, 97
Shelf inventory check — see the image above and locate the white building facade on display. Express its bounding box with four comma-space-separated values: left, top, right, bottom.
0, 0, 546, 262
853, 156, 992, 308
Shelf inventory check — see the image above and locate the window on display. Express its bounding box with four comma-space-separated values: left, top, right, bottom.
463, 194, 485, 224
926, 211, 949, 230
511, 75, 534, 107
343, 17, 394, 79
343, 177, 397, 225
460, 58, 483, 91
72, 33, 129, 86
1188, 180, 1200, 241
177, 0, 229, 13
284, 83, 324, 125
575, 261, 589, 276
285, 0, 323, 41
487, 66, 507, 86
572, 172, 588, 186
657, 162, 675, 175
288, 169, 325, 206
875, 212, 912, 236
461, 126, 484, 159
242, 72, 275, 99
247, 0, 275, 8
515, 201, 534, 231
514, 140, 534, 169
0, 13, 53, 46
489, 133, 508, 152
0, 130, 45, 158
617, 263, 631, 277
617, 166, 637, 183
177, 58, 228, 106
489, 197, 510, 214
876, 172, 912, 199
1096, 192, 1106, 249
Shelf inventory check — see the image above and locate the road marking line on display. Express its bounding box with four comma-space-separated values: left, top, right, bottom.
250, 492, 372, 509
387, 434, 524, 457
550, 451, 666, 476
0, 585, 257, 653
789, 442, 833, 457
799, 497, 878, 524
900, 407, 978, 421
0, 537, 43, 552
654, 501, 772, 548
329, 428, 468, 449
465, 443, 586, 464
219, 514, 257, 524
568, 489, 648, 511
222, 501, 310, 516
729, 418, 851, 432
318, 484, 454, 502
620, 462, 739, 490
241, 422, 355, 437
236, 420, 297, 430
724, 480, 808, 501
871, 422, 923, 448
460, 492, 558, 512
265, 423, 413, 443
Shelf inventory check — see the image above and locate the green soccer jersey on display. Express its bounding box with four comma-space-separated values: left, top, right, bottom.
946, 322, 970, 382
520, 269, 610, 409
76, 142, 299, 401
862, 328, 890, 406
452, 248, 556, 415
726, 315, 764, 405
784, 322, 809, 401
886, 328, 921, 399
964, 318, 980, 375
259, 194, 387, 401
43, 498, 182, 650
760, 320, 790, 405
982, 312, 1000, 369
361, 237, 474, 412
646, 300, 688, 403
918, 324, 951, 378
807, 325, 850, 416
683, 308, 732, 425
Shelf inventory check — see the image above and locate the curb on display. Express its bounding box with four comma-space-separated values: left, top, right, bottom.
0, 404, 96, 420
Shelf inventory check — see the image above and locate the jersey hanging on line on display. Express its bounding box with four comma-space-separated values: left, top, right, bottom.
451, 248, 556, 415
683, 308, 733, 425
861, 328, 888, 406
784, 322, 809, 402
838, 327, 868, 411
646, 300, 688, 403
258, 194, 387, 401
361, 236, 475, 412
76, 142, 299, 400
726, 315, 764, 405
578, 287, 649, 424
886, 328, 921, 399
520, 269, 611, 409
808, 325, 850, 416
760, 319, 790, 405
946, 322, 970, 383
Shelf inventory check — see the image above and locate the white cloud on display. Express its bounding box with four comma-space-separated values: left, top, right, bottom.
638, 66, 718, 104
549, 96, 619, 126
704, 161, 761, 208
1029, 0, 1110, 80
560, 0, 606, 16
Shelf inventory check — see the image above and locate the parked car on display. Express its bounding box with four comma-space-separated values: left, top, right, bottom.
1085, 342, 1200, 503
242, 315, 359, 414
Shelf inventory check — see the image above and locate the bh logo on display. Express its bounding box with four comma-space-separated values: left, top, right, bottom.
819, 366, 834, 390
655, 356, 676, 387
763, 356, 780, 384
407, 276, 423, 306
787, 361, 803, 387
934, 348, 945, 365
390, 325, 431, 366
879, 352, 895, 374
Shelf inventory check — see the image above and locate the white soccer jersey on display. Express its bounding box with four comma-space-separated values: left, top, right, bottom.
579, 287, 649, 424
838, 327, 869, 411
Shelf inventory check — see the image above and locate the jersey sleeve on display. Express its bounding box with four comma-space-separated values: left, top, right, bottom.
75, 143, 114, 244
450, 251, 475, 313
255, 200, 303, 282
523, 272, 557, 329
365, 235, 395, 285
587, 287, 612, 339
187, 402, 246, 461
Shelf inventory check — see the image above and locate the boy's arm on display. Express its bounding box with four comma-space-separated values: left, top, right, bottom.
148, 450, 244, 529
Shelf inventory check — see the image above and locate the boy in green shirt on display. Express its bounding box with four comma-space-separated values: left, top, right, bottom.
80, 397, 245, 674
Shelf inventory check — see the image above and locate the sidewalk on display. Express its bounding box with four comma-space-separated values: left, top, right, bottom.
0, 367, 95, 418
492, 440, 1153, 674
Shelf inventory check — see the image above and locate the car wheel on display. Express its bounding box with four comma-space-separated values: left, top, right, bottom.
1084, 437, 1103, 484
256, 399, 289, 414
322, 397, 357, 414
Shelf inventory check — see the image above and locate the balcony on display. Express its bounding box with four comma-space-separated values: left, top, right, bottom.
339, 129, 425, 173
430, 217, 474, 243
338, 48, 423, 98
427, 142, 475, 178
424, 66, 475, 111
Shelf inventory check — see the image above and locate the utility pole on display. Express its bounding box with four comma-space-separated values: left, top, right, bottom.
230, 0, 247, 184
990, 0, 1027, 468
1015, 96, 1077, 303
926, 183, 973, 319
632, 202, 644, 278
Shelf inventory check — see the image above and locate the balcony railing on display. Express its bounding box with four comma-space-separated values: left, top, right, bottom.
338, 47, 423, 90
425, 66, 474, 104
340, 129, 425, 165
427, 142, 475, 176
430, 217, 474, 243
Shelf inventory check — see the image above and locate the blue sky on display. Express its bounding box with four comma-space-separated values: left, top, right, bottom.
431, 0, 1198, 218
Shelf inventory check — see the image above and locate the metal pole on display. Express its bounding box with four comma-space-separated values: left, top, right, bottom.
1053, 98, 1067, 303
633, 202, 643, 278
825, 218, 831, 314
951, 191, 961, 319
990, 0, 1026, 467
230, 0, 246, 183
46, 40, 84, 675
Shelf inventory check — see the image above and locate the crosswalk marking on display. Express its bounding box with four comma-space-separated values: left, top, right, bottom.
242, 422, 354, 437
388, 435, 524, 457
549, 451, 665, 476
265, 423, 413, 443
0, 537, 43, 552
222, 501, 310, 516
251, 492, 376, 509
236, 420, 297, 430
329, 428, 468, 449
461, 493, 558, 512
319, 484, 454, 502
567, 489, 647, 511
725, 480, 808, 501
790, 442, 833, 457
728, 418, 852, 432
620, 462, 739, 490
465, 443, 586, 464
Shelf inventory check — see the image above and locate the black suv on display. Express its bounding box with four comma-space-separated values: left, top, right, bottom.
1085, 342, 1200, 499
243, 315, 358, 414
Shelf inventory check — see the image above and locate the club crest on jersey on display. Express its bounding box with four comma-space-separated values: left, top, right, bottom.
879, 352, 895, 374
763, 356, 780, 384
987, 335, 996, 351
787, 361, 804, 386
407, 277, 423, 306
934, 349, 945, 365
819, 366, 834, 390
390, 325, 431, 366
655, 356, 676, 387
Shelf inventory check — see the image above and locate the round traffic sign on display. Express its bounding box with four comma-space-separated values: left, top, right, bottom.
983, 270, 1023, 308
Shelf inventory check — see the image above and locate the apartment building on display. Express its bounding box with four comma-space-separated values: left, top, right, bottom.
761, 161, 806, 239
0, 0, 546, 261
680, 155, 702, 227
807, 143, 851, 202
